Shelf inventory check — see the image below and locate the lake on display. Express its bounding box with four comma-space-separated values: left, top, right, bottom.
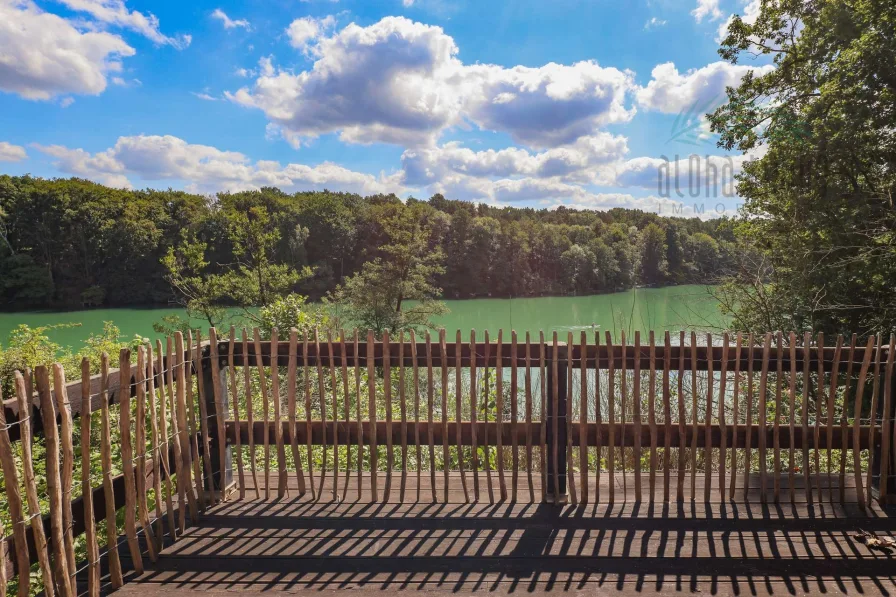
0, 285, 726, 351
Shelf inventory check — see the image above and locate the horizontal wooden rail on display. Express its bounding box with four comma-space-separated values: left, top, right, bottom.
226, 421, 881, 451
218, 339, 886, 372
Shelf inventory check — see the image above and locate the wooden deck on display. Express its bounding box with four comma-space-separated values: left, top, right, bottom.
111, 473, 896, 596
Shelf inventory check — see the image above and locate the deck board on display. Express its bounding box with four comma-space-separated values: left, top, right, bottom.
115, 473, 896, 596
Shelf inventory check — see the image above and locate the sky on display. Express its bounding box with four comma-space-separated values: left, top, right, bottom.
0, 0, 768, 217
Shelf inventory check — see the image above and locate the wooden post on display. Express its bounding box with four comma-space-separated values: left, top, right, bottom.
546, 338, 568, 501
206, 330, 233, 498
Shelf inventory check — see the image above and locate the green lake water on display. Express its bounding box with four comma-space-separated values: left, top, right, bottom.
0, 285, 726, 351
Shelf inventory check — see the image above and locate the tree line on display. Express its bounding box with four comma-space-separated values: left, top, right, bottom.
0, 175, 735, 315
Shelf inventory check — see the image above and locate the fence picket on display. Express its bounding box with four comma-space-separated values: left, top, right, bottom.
621, 331, 629, 498
802, 332, 812, 505
399, 332, 408, 502
184, 333, 205, 512
81, 359, 101, 596
459, 330, 470, 502
36, 366, 75, 595
525, 332, 535, 502
132, 350, 159, 558
271, 329, 288, 499
539, 331, 547, 503
254, 329, 271, 500
690, 332, 698, 500
596, 331, 604, 504
677, 331, 686, 502
743, 336, 755, 499
146, 344, 165, 544
413, 330, 422, 501
648, 332, 657, 501
512, 331, 520, 502
496, 330, 507, 501
827, 336, 843, 503
853, 336, 875, 507
840, 335, 857, 504
551, 332, 560, 501
580, 331, 589, 504
192, 332, 214, 507
287, 328, 304, 497
166, 337, 188, 525
230, 328, 246, 500
879, 335, 895, 502
758, 333, 771, 503
773, 332, 783, 503
633, 332, 642, 502
663, 331, 671, 503
173, 336, 199, 522
607, 332, 616, 504
155, 341, 177, 543
383, 331, 393, 502
245, 330, 262, 499
788, 332, 797, 504
118, 351, 145, 572
440, 329, 451, 501
718, 334, 728, 502
326, 330, 339, 502
209, 328, 228, 502
354, 331, 363, 499
730, 334, 742, 499
704, 334, 714, 503
367, 330, 378, 502
303, 334, 315, 501
341, 331, 351, 502
314, 330, 327, 500
470, 330, 479, 501
865, 336, 883, 508
426, 331, 437, 502
566, 332, 577, 505
0, 379, 32, 597
51, 364, 78, 589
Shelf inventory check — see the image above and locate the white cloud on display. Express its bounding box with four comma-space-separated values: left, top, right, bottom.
403, 0, 415, 6
34, 134, 406, 195
285, 15, 335, 52
0, 0, 135, 100
211, 8, 250, 30
191, 91, 218, 101
55, 0, 190, 48
636, 61, 774, 114
692, 0, 723, 23
644, 17, 667, 30
401, 132, 628, 186
0, 142, 27, 162
717, 0, 761, 42
60, 97, 75, 107
227, 16, 634, 149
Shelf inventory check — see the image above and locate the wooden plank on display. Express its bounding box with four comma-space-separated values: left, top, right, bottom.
743, 334, 755, 498
703, 333, 714, 502
511, 331, 520, 502
633, 331, 642, 502
827, 336, 843, 502
118, 351, 145, 573
758, 333, 771, 503
173, 335, 199, 521
607, 332, 616, 505
426, 331, 437, 502
383, 331, 393, 502
880, 334, 895, 502
36, 366, 75, 595
254, 328, 271, 500
208, 328, 228, 502
354, 331, 363, 499
866, 335, 883, 508
166, 337, 187, 524
483, 331, 494, 503
457, 330, 469, 503
155, 341, 177, 542
51, 363, 77, 590
326, 331, 339, 502
184, 333, 205, 512
271, 329, 288, 499
314, 330, 327, 500
814, 333, 825, 503
340, 331, 351, 502
788, 332, 797, 503
729, 334, 741, 499
840, 335, 857, 504
0, 378, 32, 597
244, 330, 261, 499
80, 359, 100, 597
146, 343, 164, 544
412, 330, 422, 502
663, 331, 671, 503
718, 334, 728, 502
551, 331, 560, 501
580, 331, 588, 504
230, 328, 246, 501
132, 349, 159, 559
689, 331, 697, 499
620, 331, 628, 497
539, 331, 547, 503
399, 332, 408, 502
367, 330, 378, 502
802, 332, 812, 506
773, 332, 783, 502
525, 332, 534, 503
440, 329, 450, 502
648, 331, 657, 500
303, 334, 315, 501
469, 330, 479, 502
595, 331, 603, 504
853, 336, 874, 508
496, 330, 507, 501
566, 332, 577, 505
677, 331, 686, 502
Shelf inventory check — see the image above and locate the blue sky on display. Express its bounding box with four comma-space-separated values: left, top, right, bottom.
0, 0, 768, 216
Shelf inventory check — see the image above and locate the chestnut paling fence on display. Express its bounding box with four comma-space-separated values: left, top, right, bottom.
0, 328, 895, 596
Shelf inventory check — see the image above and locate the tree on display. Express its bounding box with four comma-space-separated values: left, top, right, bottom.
709, 0, 896, 335
329, 206, 448, 334
639, 223, 668, 285
160, 235, 227, 330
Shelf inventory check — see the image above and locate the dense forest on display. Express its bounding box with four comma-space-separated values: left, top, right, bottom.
0, 175, 734, 310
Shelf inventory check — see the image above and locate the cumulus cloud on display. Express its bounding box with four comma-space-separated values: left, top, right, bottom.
644, 17, 667, 30
692, 0, 723, 22
286, 15, 335, 51
0, 0, 135, 100
636, 61, 774, 114
55, 0, 190, 48
401, 132, 628, 186
34, 134, 406, 195
211, 8, 250, 30
0, 141, 27, 162
717, 0, 761, 42
227, 16, 634, 148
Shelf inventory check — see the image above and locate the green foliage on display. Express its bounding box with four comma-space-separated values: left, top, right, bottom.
709, 0, 896, 335
258, 294, 333, 339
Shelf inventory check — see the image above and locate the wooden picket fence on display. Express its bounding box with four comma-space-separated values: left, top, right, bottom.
0, 327, 894, 596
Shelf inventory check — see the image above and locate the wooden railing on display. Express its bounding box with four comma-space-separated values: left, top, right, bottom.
0, 328, 894, 596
